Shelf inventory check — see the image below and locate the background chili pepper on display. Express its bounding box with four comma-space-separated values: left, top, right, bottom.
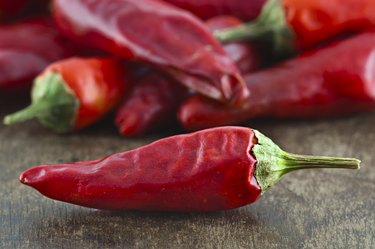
52, 0, 249, 106
4, 57, 129, 133
115, 16, 265, 137
0, 18, 81, 92
115, 71, 188, 136
19, 126, 359, 212
215, 0, 375, 54
160, 0, 266, 21
179, 31, 375, 131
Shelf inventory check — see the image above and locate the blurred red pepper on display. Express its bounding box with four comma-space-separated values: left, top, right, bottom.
161, 0, 266, 21
179, 32, 375, 131
19, 126, 359, 211
3, 57, 129, 133
115, 71, 188, 136
52, 0, 249, 106
215, 0, 375, 54
0, 18, 81, 92
115, 16, 264, 137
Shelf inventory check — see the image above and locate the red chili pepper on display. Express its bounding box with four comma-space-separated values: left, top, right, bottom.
52, 0, 249, 106
3, 57, 129, 132
115, 71, 188, 136
214, 0, 375, 54
206, 16, 264, 74
0, 18, 81, 92
161, 0, 266, 21
179, 32, 375, 131
19, 126, 360, 212
115, 16, 265, 136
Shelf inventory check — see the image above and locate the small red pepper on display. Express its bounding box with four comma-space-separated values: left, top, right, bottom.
52, 0, 249, 106
0, 18, 81, 92
161, 0, 266, 21
115, 71, 188, 136
19, 127, 360, 212
115, 16, 265, 136
214, 0, 375, 54
3, 57, 129, 132
179, 32, 375, 131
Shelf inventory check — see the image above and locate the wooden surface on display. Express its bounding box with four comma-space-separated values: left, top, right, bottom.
0, 97, 374, 249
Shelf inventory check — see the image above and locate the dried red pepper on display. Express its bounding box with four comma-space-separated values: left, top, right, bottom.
115, 16, 264, 136
179, 32, 375, 131
0, 18, 80, 92
115, 71, 188, 136
161, 0, 266, 21
53, 0, 249, 106
3, 57, 129, 132
214, 0, 375, 54
19, 127, 360, 212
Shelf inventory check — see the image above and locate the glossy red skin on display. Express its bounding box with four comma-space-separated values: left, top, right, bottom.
44, 58, 128, 130
53, 0, 249, 106
115, 72, 188, 136
20, 127, 261, 212
284, 0, 375, 49
0, 18, 80, 91
179, 32, 375, 131
161, 0, 266, 21
206, 16, 264, 74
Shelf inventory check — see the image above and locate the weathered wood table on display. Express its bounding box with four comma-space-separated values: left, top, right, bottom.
1, 97, 374, 249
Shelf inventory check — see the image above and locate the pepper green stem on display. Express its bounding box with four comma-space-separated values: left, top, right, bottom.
252, 130, 361, 194
214, 0, 296, 55
3, 72, 79, 133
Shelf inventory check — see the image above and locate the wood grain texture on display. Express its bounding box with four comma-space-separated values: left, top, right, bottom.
0, 96, 374, 249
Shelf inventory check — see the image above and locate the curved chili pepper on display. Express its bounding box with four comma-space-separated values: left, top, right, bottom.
0, 18, 81, 92
215, 0, 375, 54
19, 126, 360, 212
52, 0, 249, 106
161, 0, 266, 21
115, 16, 265, 137
179, 32, 375, 131
3, 57, 129, 132
115, 71, 188, 136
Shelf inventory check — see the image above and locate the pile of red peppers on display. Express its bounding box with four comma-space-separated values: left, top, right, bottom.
2, 0, 371, 212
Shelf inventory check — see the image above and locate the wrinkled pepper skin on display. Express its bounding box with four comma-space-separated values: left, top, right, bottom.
206, 16, 264, 74
20, 127, 260, 211
4, 58, 129, 132
19, 126, 360, 212
161, 0, 266, 21
53, 0, 249, 106
0, 18, 80, 91
179, 32, 375, 131
115, 16, 264, 136
115, 72, 188, 136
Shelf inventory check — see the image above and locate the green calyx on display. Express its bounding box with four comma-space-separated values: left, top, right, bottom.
3, 72, 79, 133
252, 130, 361, 194
214, 0, 296, 55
